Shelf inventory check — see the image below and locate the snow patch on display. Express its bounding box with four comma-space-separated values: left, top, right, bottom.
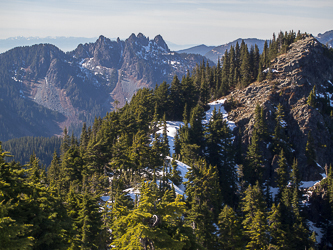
203, 99, 236, 130
308, 220, 323, 244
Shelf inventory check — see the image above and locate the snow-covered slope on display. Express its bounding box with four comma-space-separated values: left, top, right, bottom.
124, 98, 236, 199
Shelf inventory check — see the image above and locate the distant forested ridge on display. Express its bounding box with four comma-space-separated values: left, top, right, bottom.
2, 136, 62, 166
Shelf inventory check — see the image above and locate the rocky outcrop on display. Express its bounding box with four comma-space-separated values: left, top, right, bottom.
70, 33, 212, 107
225, 35, 333, 181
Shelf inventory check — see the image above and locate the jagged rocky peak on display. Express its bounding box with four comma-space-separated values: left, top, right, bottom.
225, 34, 333, 182
137, 33, 149, 46
154, 34, 169, 52
125, 33, 169, 52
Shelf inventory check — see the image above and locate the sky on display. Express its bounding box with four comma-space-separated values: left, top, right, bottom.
0, 0, 332, 47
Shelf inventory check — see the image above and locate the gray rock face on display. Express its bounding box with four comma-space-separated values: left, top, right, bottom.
69, 33, 212, 107
2, 33, 211, 137
225, 35, 333, 182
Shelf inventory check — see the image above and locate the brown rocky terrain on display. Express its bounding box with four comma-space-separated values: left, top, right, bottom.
224, 35, 333, 181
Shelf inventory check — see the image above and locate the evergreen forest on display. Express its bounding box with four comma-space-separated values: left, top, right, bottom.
1, 31, 333, 250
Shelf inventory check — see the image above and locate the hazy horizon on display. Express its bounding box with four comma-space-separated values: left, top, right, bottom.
0, 0, 332, 47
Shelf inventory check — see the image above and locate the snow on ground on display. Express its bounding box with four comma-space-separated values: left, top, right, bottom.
103, 99, 236, 202
123, 187, 140, 202
156, 121, 184, 157
156, 98, 236, 157
203, 99, 236, 130
300, 163, 326, 189
269, 186, 279, 201
308, 220, 323, 244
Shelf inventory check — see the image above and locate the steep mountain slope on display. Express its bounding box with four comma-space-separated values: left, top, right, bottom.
224, 35, 333, 181
0, 33, 209, 141
316, 30, 333, 48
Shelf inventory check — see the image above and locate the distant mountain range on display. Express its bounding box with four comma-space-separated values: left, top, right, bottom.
0, 33, 209, 141
0, 36, 98, 53
177, 44, 216, 56
176, 30, 333, 63
0, 36, 198, 53
0, 30, 332, 141
176, 38, 265, 63
316, 30, 333, 48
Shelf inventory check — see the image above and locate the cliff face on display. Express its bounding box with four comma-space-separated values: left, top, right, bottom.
70, 33, 211, 107
225, 35, 333, 182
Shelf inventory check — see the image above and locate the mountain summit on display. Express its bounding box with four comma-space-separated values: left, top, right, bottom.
0, 33, 210, 140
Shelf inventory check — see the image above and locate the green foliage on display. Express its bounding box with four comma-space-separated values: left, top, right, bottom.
112, 181, 190, 250
185, 160, 221, 249
169, 156, 182, 186
305, 130, 316, 166
2, 136, 62, 167
268, 204, 287, 249
0, 143, 34, 249
245, 123, 264, 185
276, 149, 288, 201
205, 108, 237, 206
217, 205, 243, 250
0, 31, 320, 248
307, 85, 317, 108
241, 182, 269, 249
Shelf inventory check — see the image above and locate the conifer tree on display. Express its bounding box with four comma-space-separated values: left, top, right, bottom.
241, 182, 269, 249
228, 46, 235, 87
181, 73, 197, 112
276, 149, 288, 201
60, 145, 84, 192
307, 85, 317, 108
112, 181, 188, 249
272, 103, 288, 154
169, 156, 182, 186
199, 71, 210, 106
162, 113, 170, 157
188, 104, 205, 147
61, 127, 70, 155
154, 81, 170, 119
77, 188, 103, 249
109, 132, 132, 177
245, 128, 264, 186
185, 160, 221, 249
221, 49, 230, 93
80, 122, 89, 151
205, 108, 237, 206
25, 154, 71, 249
240, 45, 251, 88
47, 150, 61, 191
257, 61, 265, 82
268, 203, 287, 249
173, 130, 181, 157
305, 130, 316, 166
0, 143, 34, 249
261, 40, 269, 69
170, 75, 183, 120
217, 205, 243, 250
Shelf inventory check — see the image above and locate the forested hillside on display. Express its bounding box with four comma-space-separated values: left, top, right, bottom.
1, 31, 333, 249
2, 136, 62, 166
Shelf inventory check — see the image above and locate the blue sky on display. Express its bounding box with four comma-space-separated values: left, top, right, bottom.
0, 0, 332, 46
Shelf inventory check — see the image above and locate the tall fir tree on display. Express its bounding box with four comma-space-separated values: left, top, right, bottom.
241, 182, 269, 250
